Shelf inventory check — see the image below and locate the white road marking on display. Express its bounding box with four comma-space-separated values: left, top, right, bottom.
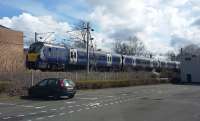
122, 94, 128, 96
79, 97, 98, 100
50, 109, 57, 111
59, 113, 65, 116
29, 112, 37, 115
17, 114, 25, 117
41, 110, 47, 113
35, 106, 46, 109
21, 105, 34, 108
115, 101, 119, 104
85, 107, 90, 110
68, 111, 74, 113
65, 101, 76, 104
0, 112, 2, 115
110, 102, 114, 105
36, 117, 44, 120
106, 96, 114, 98
68, 106, 73, 108
77, 109, 82, 112
3, 117, 11, 120
60, 107, 65, 110
88, 102, 101, 107
48, 115, 56, 118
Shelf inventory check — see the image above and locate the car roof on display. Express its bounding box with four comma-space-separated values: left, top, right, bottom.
42, 78, 73, 81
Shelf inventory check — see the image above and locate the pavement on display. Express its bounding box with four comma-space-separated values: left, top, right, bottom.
0, 84, 200, 121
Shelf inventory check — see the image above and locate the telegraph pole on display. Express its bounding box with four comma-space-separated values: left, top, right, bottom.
35, 32, 37, 42
86, 22, 90, 75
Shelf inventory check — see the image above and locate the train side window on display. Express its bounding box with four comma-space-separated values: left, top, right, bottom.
48, 48, 51, 56
70, 51, 73, 58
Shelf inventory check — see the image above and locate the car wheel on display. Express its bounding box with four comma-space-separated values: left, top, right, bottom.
68, 94, 75, 98
53, 94, 60, 100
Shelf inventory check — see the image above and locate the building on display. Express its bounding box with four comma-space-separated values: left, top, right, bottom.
180, 53, 200, 83
0, 25, 24, 73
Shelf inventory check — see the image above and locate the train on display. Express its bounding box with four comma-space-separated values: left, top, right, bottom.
26, 42, 180, 72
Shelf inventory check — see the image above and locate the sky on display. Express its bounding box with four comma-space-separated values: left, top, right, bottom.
0, 0, 200, 54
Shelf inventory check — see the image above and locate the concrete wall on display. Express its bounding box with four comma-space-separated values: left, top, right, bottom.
0, 26, 25, 73
180, 54, 200, 83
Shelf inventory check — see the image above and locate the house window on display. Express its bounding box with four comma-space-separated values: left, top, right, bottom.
185, 57, 191, 61
186, 74, 192, 83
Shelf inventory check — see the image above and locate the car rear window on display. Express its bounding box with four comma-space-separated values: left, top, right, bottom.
63, 79, 75, 86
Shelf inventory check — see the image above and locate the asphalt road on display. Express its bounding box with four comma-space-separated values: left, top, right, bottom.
0, 84, 200, 121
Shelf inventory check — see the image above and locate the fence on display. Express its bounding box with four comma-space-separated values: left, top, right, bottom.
0, 70, 156, 87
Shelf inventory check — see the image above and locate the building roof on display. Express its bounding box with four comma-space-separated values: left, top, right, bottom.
0, 25, 11, 30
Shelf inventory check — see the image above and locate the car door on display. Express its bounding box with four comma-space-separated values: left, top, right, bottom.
47, 79, 59, 96
35, 79, 49, 97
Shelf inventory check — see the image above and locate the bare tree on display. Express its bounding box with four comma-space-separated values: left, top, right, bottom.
113, 36, 146, 56
166, 51, 176, 61
71, 20, 87, 49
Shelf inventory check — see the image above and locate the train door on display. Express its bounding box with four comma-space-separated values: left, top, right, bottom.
107, 54, 112, 66
132, 57, 136, 67
69, 49, 77, 64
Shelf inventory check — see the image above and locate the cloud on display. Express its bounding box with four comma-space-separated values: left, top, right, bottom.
191, 18, 200, 27
0, 0, 199, 55
0, 13, 71, 46
86, 0, 200, 54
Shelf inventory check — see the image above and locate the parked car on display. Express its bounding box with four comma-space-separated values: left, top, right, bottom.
28, 78, 76, 99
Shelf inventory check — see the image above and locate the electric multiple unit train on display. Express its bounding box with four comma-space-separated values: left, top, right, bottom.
26, 42, 180, 71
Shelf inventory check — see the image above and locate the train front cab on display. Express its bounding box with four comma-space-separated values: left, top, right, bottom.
26, 42, 44, 70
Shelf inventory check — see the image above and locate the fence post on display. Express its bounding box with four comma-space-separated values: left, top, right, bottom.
31, 70, 34, 86
75, 72, 77, 82
104, 72, 107, 81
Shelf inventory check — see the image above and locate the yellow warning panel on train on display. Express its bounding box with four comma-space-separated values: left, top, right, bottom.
28, 53, 38, 62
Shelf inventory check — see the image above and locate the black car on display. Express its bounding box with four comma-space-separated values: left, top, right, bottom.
28, 78, 76, 99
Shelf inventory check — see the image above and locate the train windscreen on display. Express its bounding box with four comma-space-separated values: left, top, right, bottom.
28, 42, 44, 53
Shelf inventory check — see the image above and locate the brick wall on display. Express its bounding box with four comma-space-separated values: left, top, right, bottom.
0, 26, 25, 72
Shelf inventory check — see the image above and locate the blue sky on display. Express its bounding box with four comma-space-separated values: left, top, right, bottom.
0, 0, 199, 54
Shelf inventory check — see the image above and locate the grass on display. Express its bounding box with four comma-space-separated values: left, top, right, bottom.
0, 81, 10, 94
76, 78, 169, 90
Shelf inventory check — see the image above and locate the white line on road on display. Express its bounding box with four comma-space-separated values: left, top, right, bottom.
68, 106, 73, 108
106, 96, 114, 98
3, 117, 11, 120
35, 106, 46, 109
41, 110, 47, 113
17, 114, 25, 117
79, 97, 98, 100
20, 105, 34, 108
29, 112, 37, 115
59, 113, 65, 116
48, 115, 56, 118
65, 101, 76, 104
60, 107, 65, 110
36, 117, 44, 120
68, 111, 74, 113
77, 109, 82, 112
50, 109, 57, 111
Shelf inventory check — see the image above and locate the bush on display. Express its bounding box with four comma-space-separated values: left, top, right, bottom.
0, 81, 10, 94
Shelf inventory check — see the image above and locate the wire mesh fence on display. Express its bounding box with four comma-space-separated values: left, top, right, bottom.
0, 70, 166, 96
0, 70, 156, 86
